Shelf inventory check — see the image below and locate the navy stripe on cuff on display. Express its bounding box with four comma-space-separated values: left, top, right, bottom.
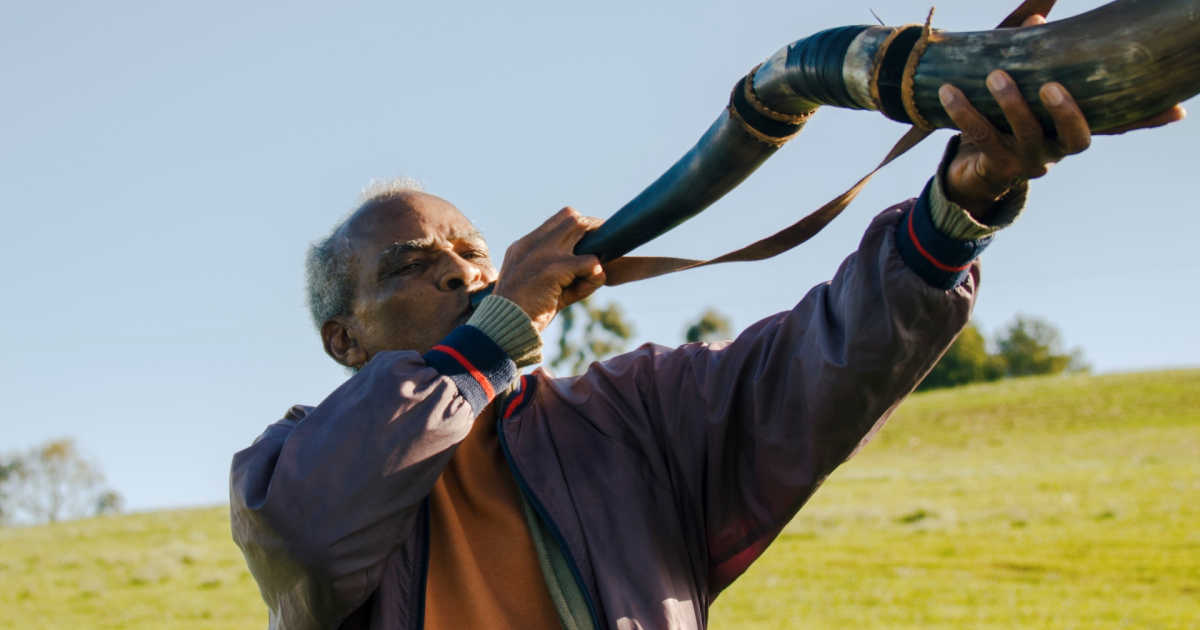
423, 325, 517, 413
895, 179, 994, 290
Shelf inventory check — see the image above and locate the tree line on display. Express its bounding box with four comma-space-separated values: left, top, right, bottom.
553, 300, 1086, 393
917, 314, 1088, 391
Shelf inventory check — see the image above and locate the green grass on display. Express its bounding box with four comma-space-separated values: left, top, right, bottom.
0, 507, 261, 629
2, 370, 1197, 629
710, 370, 1200, 629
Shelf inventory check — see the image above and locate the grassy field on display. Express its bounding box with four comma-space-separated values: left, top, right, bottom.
2, 370, 1197, 629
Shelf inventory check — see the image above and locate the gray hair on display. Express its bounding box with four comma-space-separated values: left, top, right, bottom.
305, 177, 424, 331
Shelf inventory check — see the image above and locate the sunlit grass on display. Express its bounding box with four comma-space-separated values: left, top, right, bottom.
0, 508, 262, 629
1, 370, 1197, 629
711, 370, 1200, 629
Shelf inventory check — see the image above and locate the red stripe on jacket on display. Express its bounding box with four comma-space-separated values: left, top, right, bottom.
503, 375, 528, 419
431, 344, 495, 401
906, 207, 973, 273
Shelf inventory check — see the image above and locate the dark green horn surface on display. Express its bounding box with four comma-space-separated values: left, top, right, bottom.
908, 0, 1200, 133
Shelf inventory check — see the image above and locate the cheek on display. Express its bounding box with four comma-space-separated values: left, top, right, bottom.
376, 290, 433, 327
375, 288, 456, 346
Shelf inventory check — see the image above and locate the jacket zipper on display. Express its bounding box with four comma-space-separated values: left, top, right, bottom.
496, 405, 602, 629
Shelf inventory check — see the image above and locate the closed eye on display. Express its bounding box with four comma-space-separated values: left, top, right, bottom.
381, 259, 426, 279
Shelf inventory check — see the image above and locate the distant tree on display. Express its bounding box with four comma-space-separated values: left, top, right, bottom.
94, 490, 124, 517
0, 458, 18, 525
917, 322, 1005, 391
684, 308, 733, 344
550, 297, 635, 375
0, 439, 123, 525
918, 316, 1088, 391
995, 314, 1089, 377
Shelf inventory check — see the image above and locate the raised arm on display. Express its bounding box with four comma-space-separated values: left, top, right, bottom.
559, 59, 1184, 598
563, 187, 981, 597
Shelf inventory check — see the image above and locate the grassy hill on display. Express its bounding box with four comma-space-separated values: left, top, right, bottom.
2, 370, 1197, 629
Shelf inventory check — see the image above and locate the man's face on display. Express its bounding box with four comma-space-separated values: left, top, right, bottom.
330, 192, 497, 367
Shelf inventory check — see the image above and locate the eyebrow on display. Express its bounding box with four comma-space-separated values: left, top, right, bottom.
375, 230, 488, 277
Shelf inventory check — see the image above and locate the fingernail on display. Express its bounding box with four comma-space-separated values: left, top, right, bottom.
986, 72, 1008, 91
1044, 84, 1065, 106
938, 85, 956, 107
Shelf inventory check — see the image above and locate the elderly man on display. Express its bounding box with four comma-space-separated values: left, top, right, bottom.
230, 60, 1182, 629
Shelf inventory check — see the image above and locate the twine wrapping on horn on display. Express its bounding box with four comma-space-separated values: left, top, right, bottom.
901, 10, 938, 132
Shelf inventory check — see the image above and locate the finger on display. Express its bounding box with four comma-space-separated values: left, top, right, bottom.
1098, 104, 1187, 135
1039, 83, 1091, 154
515, 207, 576, 252
550, 254, 603, 284
987, 70, 1044, 149
538, 207, 592, 246
557, 214, 604, 249
939, 83, 1021, 186
576, 216, 604, 231
537, 206, 578, 232
939, 84, 1005, 154
559, 259, 606, 306
556, 256, 604, 301
1021, 14, 1047, 27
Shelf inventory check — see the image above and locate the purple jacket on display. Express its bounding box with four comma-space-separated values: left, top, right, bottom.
231, 194, 983, 629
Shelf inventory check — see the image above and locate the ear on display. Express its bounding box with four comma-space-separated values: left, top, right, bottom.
322, 319, 368, 369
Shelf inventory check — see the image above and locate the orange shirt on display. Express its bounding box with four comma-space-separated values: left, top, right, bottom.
424, 406, 561, 629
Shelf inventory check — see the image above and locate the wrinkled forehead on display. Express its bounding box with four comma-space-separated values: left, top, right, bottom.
343, 192, 484, 259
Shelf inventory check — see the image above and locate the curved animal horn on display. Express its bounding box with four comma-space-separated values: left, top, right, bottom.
574, 0, 1200, 261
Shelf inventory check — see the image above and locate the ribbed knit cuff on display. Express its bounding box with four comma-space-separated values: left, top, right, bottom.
929, 135, 1027, 240
466, 294, 542, 368
896, 179, 994, 290
423, 326, 518, 414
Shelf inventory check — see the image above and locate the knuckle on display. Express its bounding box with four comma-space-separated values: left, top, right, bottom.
993, 85, 1021, 106
964, 123, 993, 143
555, 259, 582, 276
570, 257, 596, 274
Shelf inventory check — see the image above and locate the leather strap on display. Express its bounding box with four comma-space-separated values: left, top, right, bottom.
600, 0, 1057, 287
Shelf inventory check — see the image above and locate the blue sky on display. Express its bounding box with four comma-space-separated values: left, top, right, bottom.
3, 0, 1197, 512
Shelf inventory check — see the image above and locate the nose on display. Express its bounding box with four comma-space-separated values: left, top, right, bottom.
437, 252, 485, 292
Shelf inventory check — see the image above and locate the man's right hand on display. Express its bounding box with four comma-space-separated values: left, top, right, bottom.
493, 207, 606, 333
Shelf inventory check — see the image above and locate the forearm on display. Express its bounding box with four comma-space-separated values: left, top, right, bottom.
230, 325, 521, 624
562, 192, 984, 595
